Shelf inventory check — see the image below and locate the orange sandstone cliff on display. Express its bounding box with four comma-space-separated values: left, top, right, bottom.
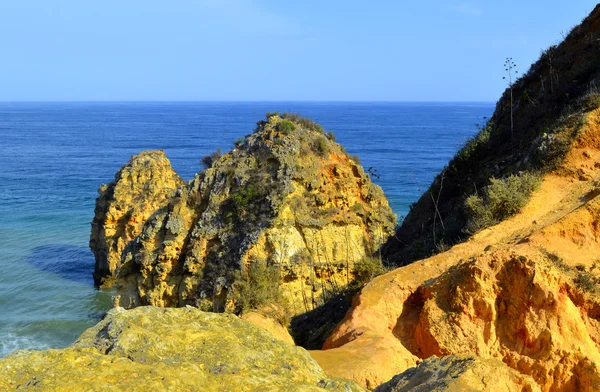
312, 5, 600, 391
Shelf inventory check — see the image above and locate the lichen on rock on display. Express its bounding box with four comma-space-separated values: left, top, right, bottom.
90, 150, 184, 286
0, 306, 365, 391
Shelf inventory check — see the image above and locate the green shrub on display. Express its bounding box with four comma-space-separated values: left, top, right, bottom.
230, 184, 260, 215
200, 148, 222, 169
547, 252, 569, 271
435, 240, 451, 254
464, 194, 495, 233
276, 119, 296, 135
351, 202, 365, 215
464, 172, 542, 234
575, 271, 596, 292
313, 135, 330, 157
281, 113, 324, 134
352, 257, 385, 287
455, 123, 492, 162
231, 261, 286, 315
350, 155, 361, 165
326, 131, 336, 141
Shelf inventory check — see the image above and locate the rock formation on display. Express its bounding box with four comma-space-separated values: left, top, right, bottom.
77, 7, 600, 392
316, 240, 600, 390
94, 114, 395, 314
310, 6, 600, 391
313, 116, 600, 391
313, 99, 600, 389
90, 150, 184, 286
373, 355, 540, 392
0, 306, 364, 391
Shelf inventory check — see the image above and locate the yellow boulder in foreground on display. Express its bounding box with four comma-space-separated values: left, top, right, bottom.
0, 306, 364, 392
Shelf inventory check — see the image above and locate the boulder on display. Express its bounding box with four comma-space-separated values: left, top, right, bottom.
373, 355, 540, 392
0, 306, 365, 392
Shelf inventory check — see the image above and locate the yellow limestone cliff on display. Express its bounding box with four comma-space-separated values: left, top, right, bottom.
90, 150, 184, 286
92, 114, 395, 314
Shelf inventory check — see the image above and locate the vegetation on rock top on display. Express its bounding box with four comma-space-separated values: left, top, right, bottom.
94, 113, 395, 331
382, 5, 600, 265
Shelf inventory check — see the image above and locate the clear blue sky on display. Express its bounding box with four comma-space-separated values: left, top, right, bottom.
0, 1, 597, 101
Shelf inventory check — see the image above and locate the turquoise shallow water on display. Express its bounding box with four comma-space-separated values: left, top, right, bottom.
0, 102, 493, 357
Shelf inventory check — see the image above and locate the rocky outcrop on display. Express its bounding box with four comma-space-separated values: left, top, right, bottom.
374, 355, 540, 392
0, 306, 365, 391
316, 243, 600, 390
312, 102, 600, 390
314, 103, 600, 389
309, 7, 600, 390
382, 4, 600, 265
113, 114, 395, 314
90, 150, 184, 286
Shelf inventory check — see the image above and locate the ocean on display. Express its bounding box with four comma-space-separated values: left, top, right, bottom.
0, 102, 493, 357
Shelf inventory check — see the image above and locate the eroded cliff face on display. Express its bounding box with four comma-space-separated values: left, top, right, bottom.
90, 150, 184, 286
108, 115, 395, 314
317, 248, 600, 391
312, 107, 600, 390
307, 8, 600, 390
0, 307, 365, 392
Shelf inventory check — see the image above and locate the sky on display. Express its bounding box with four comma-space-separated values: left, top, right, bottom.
0, 0, 597, 101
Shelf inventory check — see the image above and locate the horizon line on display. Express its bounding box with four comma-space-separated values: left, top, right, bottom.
0, 100, 496, 104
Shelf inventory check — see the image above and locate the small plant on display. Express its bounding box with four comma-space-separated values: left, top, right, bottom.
582, 90, 600, 111
326, 131, 336, 141
230, 261, 287, 317
435, 240, 451, 254
281, 113, 324, 134
455, 120, 492, 162
276, 119, 296, 135
350, 155, 361, 165
351, 257, 385, 287
503, 57, 518, 140
351, 202, 366, 215
229, 184, 260, 215
575, 271, 596, 292
312, 135, 330, 157
200, 148, 222, 169
464, 172, 541, 233
547, 252, 569, 271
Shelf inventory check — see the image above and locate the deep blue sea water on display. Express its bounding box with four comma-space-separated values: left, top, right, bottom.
0, 102, 493, 357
